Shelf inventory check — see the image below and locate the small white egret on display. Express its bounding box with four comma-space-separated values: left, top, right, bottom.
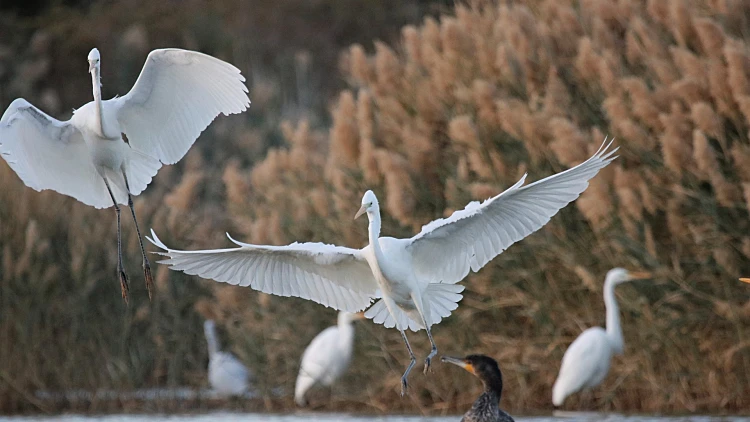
442, 354, 514, 422
204, 319, 252, 397
0, 47, 250, 302
294, 311, 365, 407
552, 268, 652, 407
148, 139, 617, 395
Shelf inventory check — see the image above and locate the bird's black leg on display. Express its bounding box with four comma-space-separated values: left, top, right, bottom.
399, 330, 416, 397
422, 322, 438, 374
122, 171, 153, 300
104, 177, 129, 304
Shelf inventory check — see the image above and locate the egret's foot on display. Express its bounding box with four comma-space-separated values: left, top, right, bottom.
143, 261, 154, 300
423, 345, 438, 374
400, 376, 408, 397
119, 268, 130, 305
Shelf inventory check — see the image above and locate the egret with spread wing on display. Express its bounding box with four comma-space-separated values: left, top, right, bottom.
0, 48, 249, 302
149, 139, 617, 395
552, 268, 652, 407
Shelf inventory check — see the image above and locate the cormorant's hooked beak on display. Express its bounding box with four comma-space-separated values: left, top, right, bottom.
740, 278, 750, 284
354, 204, 367, 220
626, 270, 652, 280
441, 356, 475, 375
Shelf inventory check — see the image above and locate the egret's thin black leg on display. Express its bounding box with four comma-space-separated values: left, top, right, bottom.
399, 330, 417, 397
122, 171, 153, 299
421, 320, 438, 374
104, 177, 129, 304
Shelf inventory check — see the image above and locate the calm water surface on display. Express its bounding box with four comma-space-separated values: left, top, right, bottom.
2, 413, 749, 422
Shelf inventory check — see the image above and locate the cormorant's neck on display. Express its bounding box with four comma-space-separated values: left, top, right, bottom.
481, 373, 504, 398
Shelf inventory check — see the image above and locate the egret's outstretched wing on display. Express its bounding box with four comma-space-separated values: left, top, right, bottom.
407, 138, 618, 285
148, 230, 378, 312
114, 49, 250, 164
0, 98, 115, 208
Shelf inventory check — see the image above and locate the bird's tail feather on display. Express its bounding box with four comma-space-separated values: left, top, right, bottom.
364, 283, 464, 332
423, 283, 464, 326
124, 148, 161, 196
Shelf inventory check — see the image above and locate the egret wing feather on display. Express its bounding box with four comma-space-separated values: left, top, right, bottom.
407, 138, 617, 285
115, 49, 250, 164
0, 98, 114, 208
148, 230, 378, 312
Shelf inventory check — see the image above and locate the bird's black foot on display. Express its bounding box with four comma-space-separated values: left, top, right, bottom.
424, 345, 437, 374
143, 261, 154, 300
400, 376, 408, 397
119, 267, 130, 305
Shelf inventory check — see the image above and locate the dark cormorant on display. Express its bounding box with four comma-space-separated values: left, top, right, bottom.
442, 354, 514, 422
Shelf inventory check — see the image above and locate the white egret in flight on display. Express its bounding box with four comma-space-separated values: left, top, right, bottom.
204, 319, 252, 397
552, 268, 652, 407
148, 139, 617, 395
442, 354, 514, 422
0, 47, 249, 302
294, 311, 365, 407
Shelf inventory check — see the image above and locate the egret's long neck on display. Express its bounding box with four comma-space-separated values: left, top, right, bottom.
603, 279, 624, 355
337, 319, 355, 349
367, 208, 385, 263
204, 325, 220, 357
91, 67, 106, 137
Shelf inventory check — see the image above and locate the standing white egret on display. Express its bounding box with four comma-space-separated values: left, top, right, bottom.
148, 139, 617, 395
294, 311, 365, 407
0, 47, 250, 302
552, 268, 652, 407
204, 319, 252, 397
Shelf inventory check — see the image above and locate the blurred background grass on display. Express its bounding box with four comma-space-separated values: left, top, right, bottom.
1, 0, 749, 416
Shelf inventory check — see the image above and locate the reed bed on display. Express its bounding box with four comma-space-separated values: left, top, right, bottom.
1, 0, 749, 415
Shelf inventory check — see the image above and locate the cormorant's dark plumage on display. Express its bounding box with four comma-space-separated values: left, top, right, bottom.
442, 354, 514, 422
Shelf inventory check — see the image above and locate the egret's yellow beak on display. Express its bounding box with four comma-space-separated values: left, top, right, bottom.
354, 204, 367, 219
739, 278, 750, 284
441, 356, 475, 375
354, 311, 367, 320
627, 270, 652, 280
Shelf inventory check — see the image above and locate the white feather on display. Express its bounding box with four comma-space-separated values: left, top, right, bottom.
114, 49, 249, 165
148, 230, 378, 313
406, 138, 618, 285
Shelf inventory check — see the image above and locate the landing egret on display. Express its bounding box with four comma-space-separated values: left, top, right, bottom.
442, 354, 514, 422
294, 311, 365, 407
552, 268, 652, 407
0, 47, 249, 302
204, 319, 252, 397
148, 139, 617, 395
